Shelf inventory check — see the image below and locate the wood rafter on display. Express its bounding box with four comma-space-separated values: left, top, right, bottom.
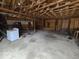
30, 0, 36, 8
32, 0, 79, 13
64, 6, 69, 16
32, 0, 63, 12
53, 3, 79, 17
28, 0, 46, 9
45, 12, 52, 18
71, 8, 77, 16
0, 0, 79, 19
35, 3, 47, 13
53, 0, 79, 10
0, 7, 31, 19
40, 7, 50, 16
33, 0, 79, 18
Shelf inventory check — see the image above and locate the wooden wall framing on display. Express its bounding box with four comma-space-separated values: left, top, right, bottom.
44, 18, 79, 31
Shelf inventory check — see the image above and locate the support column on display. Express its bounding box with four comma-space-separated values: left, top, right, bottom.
33, 19, 36, 32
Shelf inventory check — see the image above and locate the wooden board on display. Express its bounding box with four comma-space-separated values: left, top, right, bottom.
45, 19, 56, 31
56, 19, 62, 31
62, 19, 69, 29
74, 18, 79, 29
44, 18, 79, 31
70, 18, 75, 29
70, 18, 79, 29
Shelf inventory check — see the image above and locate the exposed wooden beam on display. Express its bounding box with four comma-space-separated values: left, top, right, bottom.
69, 3, 79, 9
40, 8, 49, 15
35, 3, 41, 10
53, 0, 79, 10
32, 0, 79, 13
30, 0, 36, 8
59, 9, 63, 17
45, 12, 53, 18
29, 0, 46, 9
35, 3, 47, 12
63, 6, 69, 16
32, 0, 63, 12
54, 3, 79, 17
49, 1, 79, 18
49, 9, 57, 17
71, 8, 77, 16
0, 0, 5, 7
0, 7, 31, 19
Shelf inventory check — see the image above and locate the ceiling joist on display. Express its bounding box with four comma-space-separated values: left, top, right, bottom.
31, 0, 64, 12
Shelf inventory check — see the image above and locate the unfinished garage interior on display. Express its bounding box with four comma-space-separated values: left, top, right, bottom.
0, 0, 79, 59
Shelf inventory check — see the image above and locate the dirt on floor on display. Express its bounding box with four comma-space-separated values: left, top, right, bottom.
0, 31, 79, 59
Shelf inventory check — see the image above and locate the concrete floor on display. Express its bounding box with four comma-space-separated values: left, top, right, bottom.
0, 31, 79, 59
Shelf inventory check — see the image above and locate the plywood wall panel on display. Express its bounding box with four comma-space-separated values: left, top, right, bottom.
70, 18, 79, 29
56, 19, 62, 31
45, 20, 56, 31
70, 18, 75, 29
74, 18, 79, 29
44, 18, 79, 31
62, 20, 69, 29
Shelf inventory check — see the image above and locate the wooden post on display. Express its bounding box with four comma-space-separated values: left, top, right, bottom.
12, 0, 16, 9
2, 0, 5, 7
67, 18, 72, 35
68, 18, 71, 31
60, 19, 63, 31
55, 19, 58, 31
33, 19, 36, 32
9, 0, 13, 9
42, 18, 45, 30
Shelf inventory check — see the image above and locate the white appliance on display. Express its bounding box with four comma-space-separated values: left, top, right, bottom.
7, 28, 19, 41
